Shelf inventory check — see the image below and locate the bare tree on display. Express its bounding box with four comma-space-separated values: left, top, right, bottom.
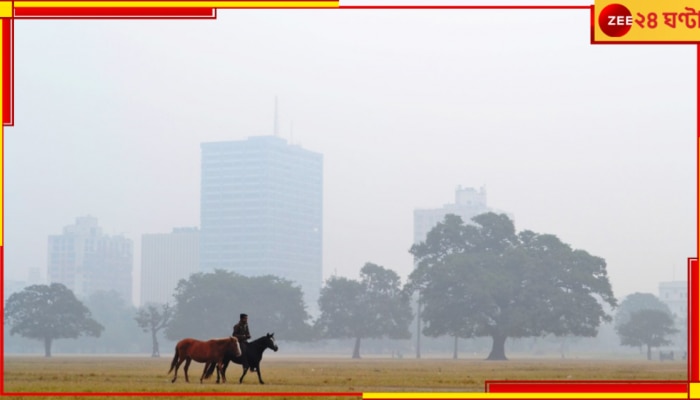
135, 303, 173, 357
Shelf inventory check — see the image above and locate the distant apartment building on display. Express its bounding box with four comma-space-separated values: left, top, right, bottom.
414, 186, 506, 246
658, 280, 688, 320
141, 227, 200, 306
200, 135, 323, 314
659, 280, 688, 349
47, 216, 133, 304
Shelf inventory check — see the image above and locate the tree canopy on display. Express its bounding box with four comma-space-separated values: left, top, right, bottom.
316, 262, 413, 358
407, 212, 617, 360
4, 283, 104, 357
617, 309, 678, 360
614, 292, 672, 330
165, 270, 313, 342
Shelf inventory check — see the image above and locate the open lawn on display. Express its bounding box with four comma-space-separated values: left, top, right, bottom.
3, 355, 689, 399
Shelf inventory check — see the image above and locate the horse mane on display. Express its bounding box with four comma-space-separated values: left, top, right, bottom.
250, 334, 271, 344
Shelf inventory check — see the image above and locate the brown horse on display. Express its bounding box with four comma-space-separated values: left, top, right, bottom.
167, 336, 241, 383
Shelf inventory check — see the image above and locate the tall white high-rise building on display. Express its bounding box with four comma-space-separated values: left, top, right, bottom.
141, 227, 200, 306
200, 135, 323, 315
48, 216, 133, 304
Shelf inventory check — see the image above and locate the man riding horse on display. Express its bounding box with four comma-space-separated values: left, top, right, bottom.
232, 313, 251, 343
232, 313, 255, 372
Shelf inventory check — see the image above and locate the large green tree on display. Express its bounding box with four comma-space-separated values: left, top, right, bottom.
617, 309, 678, 360
165, 270, 313, 342
614, 293, 677, 356
407, 213, 617, 360
316, 263, 413, 358
135, 303, 173, 357
4, 283, 104, 357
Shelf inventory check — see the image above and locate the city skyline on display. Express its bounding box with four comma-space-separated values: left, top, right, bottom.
8, 177, 693, 307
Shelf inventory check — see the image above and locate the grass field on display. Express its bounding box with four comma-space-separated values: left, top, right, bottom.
3, 354, 689, 400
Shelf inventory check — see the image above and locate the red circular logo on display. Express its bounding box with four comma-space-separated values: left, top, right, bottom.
598, 3, 633, 37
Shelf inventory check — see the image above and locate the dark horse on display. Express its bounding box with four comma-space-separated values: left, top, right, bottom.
168, 336, 241, 383
204, 332, 278, 384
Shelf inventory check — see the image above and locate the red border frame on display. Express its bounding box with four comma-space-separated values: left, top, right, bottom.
2, 17, 11, 126
14, 7, 217, 17
691, 258, 699, 382
1, 3, 696, 398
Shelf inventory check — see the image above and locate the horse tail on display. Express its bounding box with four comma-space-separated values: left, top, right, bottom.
203, 361, 217, 379
167, 346, 179, 375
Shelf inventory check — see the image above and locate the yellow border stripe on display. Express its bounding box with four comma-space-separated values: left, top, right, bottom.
15, 1, 338, 7
363, 394, 688, 399
690, 383, 700, 399
0, 2, 11, 17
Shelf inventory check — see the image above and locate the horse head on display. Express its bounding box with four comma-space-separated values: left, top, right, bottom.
266, 332, 279, 352
229, 335, 242, 357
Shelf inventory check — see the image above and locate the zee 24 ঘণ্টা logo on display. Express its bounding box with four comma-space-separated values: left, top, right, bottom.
598, 2, 700, 38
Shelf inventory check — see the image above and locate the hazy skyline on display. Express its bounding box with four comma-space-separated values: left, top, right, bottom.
4, 7, 695, 306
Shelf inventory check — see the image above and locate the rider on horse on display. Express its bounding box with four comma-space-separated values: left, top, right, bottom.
232, 313, 255, 371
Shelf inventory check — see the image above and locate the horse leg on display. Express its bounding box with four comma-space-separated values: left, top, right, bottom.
217, 361, 227, 384
256, 366, 264, 385
172, 357, 185, 383
202, 361, 217, 383
183, 358, 192, 383
220, 361, 229, 384
200, 363, 209, 384
239, 366, 248, 384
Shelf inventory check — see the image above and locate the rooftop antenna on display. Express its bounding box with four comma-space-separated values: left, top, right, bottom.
274, 96, 279, 137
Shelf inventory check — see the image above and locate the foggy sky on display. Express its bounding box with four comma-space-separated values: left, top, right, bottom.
4, 4, 696, 306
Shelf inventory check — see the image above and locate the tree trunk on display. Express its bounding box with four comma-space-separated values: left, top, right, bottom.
486, 334, 508, 360
44, 337, 52, 357
453, 336, 458, 360
647, 345, 651, 361
151, 329, 160, 357
352, 337, 361, 359
416, 294, 421, 359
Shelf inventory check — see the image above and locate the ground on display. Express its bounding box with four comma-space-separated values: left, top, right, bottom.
2, 354, 689, 399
